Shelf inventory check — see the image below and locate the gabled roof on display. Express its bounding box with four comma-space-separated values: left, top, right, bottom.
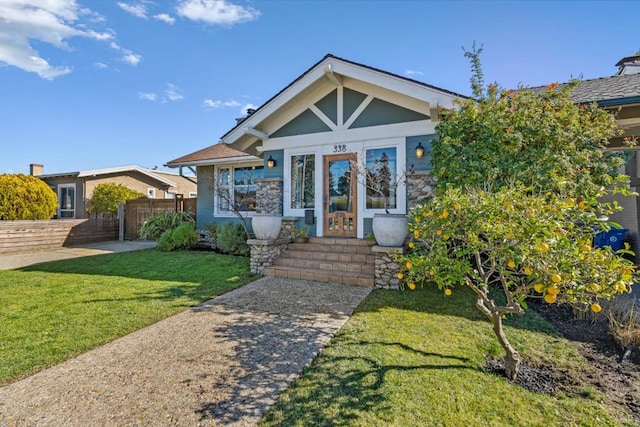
527, 73, 640, 105
37, 165, 177, 187
220, 54, 467, 151
165, 142, 257, 167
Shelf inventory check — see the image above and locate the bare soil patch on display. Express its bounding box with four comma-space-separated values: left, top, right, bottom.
487, 302, 640, 423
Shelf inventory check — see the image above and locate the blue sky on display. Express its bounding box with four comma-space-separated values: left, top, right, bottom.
1, 0, 638, 175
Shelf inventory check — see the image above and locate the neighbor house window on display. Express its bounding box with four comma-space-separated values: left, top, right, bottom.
147, 188, 156, 198
165, 191, 176, 199
217, 165, 263, 213
188, 192, 197, 198
365, 147, 397, 210
58, 184, 76, 218
290, 154, 315, 209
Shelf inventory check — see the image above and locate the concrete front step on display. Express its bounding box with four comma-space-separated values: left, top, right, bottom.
263, 265, 374, 287
273, 256, 375, 274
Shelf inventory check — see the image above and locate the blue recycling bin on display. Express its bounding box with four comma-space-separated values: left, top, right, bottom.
593, 228, 628, 251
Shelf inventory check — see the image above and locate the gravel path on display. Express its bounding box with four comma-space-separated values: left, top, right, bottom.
0, 277, 371, 426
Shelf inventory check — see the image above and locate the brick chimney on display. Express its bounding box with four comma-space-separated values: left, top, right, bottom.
30, 163, 43, 176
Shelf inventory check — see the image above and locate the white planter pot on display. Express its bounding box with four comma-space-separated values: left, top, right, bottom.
251, 215, 283, 240
372, 214, 408, 247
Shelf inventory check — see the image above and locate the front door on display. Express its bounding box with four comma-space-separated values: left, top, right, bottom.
324, 153, 357, 237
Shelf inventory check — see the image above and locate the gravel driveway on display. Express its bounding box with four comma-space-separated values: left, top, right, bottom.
0, 277, 371, 426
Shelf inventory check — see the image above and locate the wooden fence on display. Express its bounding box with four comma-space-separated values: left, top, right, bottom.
124, 198, 196, 240
0, 219, 118, 254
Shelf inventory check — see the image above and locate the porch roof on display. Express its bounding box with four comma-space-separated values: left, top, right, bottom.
527, 73, 640, 105
165, 142, 257, 167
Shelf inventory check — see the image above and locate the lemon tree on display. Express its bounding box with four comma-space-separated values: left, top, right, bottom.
400, 186, 635, 380
399, 45, 636, 381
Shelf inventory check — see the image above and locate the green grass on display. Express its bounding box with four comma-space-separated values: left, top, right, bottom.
0, 249, 257, 385
261, 286, 632, 427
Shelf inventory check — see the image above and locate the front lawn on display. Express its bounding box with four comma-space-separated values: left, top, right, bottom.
261, 286, 633, 426
0, 250, 256, 385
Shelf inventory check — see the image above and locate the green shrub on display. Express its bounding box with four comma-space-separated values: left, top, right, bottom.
157, 222, 198, 251
0, 174, 57, 220
217, 223, 249, 256
139, 211, 194, 240
88, 183, 145, 215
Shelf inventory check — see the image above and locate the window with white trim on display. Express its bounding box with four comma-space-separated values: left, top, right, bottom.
216, 165, 263, 213
290, 154, 315, 209
147, 188, 156, 198
58, 184, 76, 218
365, 147, 397, 210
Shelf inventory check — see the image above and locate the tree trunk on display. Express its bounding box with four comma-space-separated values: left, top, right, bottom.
490, 312, 521, 380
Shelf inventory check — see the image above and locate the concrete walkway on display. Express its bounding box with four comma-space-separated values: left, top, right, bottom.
0, 251, 371, 425
0, 240, 157, 270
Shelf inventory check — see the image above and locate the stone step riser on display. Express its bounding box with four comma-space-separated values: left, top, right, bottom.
263, 266, 374, 287
273, 257, 375, 274
279, 250, 375, 265
288, 243, 374, 255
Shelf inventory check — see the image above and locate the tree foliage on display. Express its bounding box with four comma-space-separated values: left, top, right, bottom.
0, 174, 57, 220
88, 183, 145, 215
400, 46, 637, 380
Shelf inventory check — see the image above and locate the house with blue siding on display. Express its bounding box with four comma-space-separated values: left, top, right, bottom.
167, 54, 465, 242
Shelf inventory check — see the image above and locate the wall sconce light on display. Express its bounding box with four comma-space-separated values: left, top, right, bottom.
267, 155, 276, 168
415, 142, 425, 159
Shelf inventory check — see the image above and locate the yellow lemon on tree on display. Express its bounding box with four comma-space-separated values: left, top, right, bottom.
453, 203, 461, 210
415, 216, 421, 223
439, 210, 449, 219
524, 266, 533, 275
548, 285, 560, 295
544, 293, 557, 304
591, 303, 602, 313
408, 282, 416, 290
397, 273, 404, 280
436, 229, 442, 236
506, 232, 515, 240
533, 283, 545, 293
578, 201, 586, 209
413, 230, 420, 238
507, 260, 516, 269
408, 241, 415, 248
537, 242, 550, 253
551, 274, 562, 283
579, 244, 591, 253
406, 261, 413, 270
444, 289, 452, 296
587, 283, 600, 293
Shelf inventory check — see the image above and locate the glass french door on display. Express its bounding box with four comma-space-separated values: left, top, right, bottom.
323, 153, 357, 237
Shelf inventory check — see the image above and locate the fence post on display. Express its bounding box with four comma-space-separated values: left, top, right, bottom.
118, 203, 125, 241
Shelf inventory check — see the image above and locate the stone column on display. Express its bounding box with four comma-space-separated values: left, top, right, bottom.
255, 178, 283, 215
406, 171, 437, 209
247, 238, 289, 274
372, 246, 404, 289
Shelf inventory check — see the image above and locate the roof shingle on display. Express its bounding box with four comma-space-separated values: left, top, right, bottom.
166, 143, 251, 167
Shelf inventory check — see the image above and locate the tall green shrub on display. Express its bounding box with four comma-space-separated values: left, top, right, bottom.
139, 211, 195, 240
88, 183, 145, 215
217, 223, 249, 256
157, 222, 198, 251
0, 174, 57, 220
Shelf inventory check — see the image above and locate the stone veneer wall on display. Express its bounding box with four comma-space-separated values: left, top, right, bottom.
280, 217, 297, 239
248, 238, 289, 274
256, 178, 283, 215
407, 171, 437, 209
372, 246, 404, 289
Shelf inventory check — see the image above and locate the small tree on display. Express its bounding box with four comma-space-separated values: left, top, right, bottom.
0, 174, 57, 220
400, 45, 637, 380
88, 183, 145, 216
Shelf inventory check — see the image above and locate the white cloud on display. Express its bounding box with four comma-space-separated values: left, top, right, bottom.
138, 92, 157, 101
164, 83, 184, 101
140, 84, 184, 103
405, 70, 424, 76
203, 98, 240, 109
109, 41, 141, 66
94, 62, 108, 69
116, 2, 147, 18
177, 0, 260, 26
153, 13, 175, 25
0, 0, 113, 79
